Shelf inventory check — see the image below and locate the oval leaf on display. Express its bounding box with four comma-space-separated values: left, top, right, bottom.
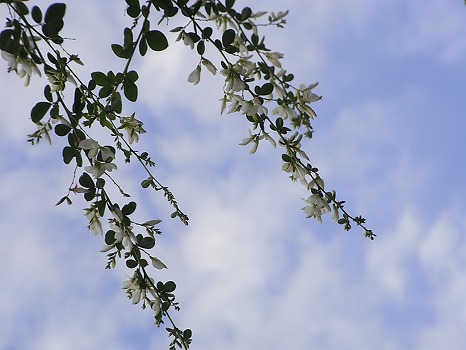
31, 6, 43, 24
138, 237, 155, 249
122, 201, 137, 216
123, 80, 138, 102
145, 30, 168, 51
162, 281, 176, 293
31, 102, 51, 123
44, 3, 66, 23
126, 259, 138, 268
222, 29, 235, 47
54, 124, 71, 136
91, 71, 109, 86
79, 172, 95, 189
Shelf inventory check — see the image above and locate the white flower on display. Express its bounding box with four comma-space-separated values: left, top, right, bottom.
239, 130, 259, 154
100, 244, 114, 252
123, 275, 145, 304
100, 146, 115, 162
1, 50, 41, 86
220, 65, 246, 92
151, 297, 161, 315
272, 103, 297, 120
239, 98, 268, 116
201, 58, 217, 75
69, 184, 90, 194
298, 83, 321, 103
142, 219, 162, 226
188, 64, 201, 85
1, 51, 17, 71
302, 194, 330, 223
181, 32, 194, 49
265, 52, 284, 68
79, 139, 100, 160
263, 132, 277, 148
110, 223, 135, 250
46, 68, 76, 92
240, 130, 255, 146
226, 94, 244, 114
308, 175, 324, 190
84, 207, 103, 235
227, 74, 246, 92
220, 95, 228, 114
119, 114, 146, 144
151, 257, 167, 270
332, 204, 339, 222
270, 10, 289, 22
85, 162, 117, 178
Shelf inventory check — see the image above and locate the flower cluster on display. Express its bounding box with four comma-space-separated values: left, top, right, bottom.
123, 272, 161, 316
79, 139, 117, 178
45, 68, 77, 92
118, 113, 146, 144
302, 194, 330, 223
1, 50, 41, 86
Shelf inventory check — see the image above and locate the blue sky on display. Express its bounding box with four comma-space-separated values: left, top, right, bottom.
0, 1, 465, 349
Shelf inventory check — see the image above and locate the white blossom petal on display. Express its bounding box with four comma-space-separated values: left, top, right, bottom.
188, 65, 201, 85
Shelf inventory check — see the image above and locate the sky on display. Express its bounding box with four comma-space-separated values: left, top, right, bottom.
0, 1, 465, 349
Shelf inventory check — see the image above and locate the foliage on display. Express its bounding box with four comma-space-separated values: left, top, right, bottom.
0, 0, 375, 348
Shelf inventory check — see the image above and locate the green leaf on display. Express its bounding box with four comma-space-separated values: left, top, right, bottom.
31, 6, 42, 24
98, 85, 113, 98
0, 29, 16, 53
225, 0, 235, 9
126, 259, 138, 268
111, 43, 125, 58
260, 82, 274, 95
97, 199, 106, 216
84, 188, 96, 201
145, 30, 168, 51
162, 281, 176, 293
42, 18, 64, 38
138, 237, 155, 249
126, 0, 140, 18
62, 146, 75, 164
197, 40, 205, 55
241, 7, 252, 21
141, 179, 152, 188
281, 153, 291, 162
105, 230, 116, 245
126, 70, 139, 82
123, 80, 138, 102
222, 29, 235, 47
72, 88, 84, 113
110, 92, 122, 114
201, 27, 213, 39
96, 178, 105, 189
123, 27, 133, 48
15, 2, 29, 16
79, 172, 95, 189
122, 201, 137, 216
43, 85, 53, 102
183, 329, 192, 339
125, 0, 140, 7
54, 124, 71, 136
138, 38, 147, 56
31, 102, 51, 123
91, 71, 109, 86
44, 3, 66, 23
276, 117, 284, 128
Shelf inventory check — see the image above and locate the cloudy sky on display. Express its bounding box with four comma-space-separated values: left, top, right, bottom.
1, 1, 465, 349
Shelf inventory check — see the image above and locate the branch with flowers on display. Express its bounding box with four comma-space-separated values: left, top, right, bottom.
0, 0, 375, 348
